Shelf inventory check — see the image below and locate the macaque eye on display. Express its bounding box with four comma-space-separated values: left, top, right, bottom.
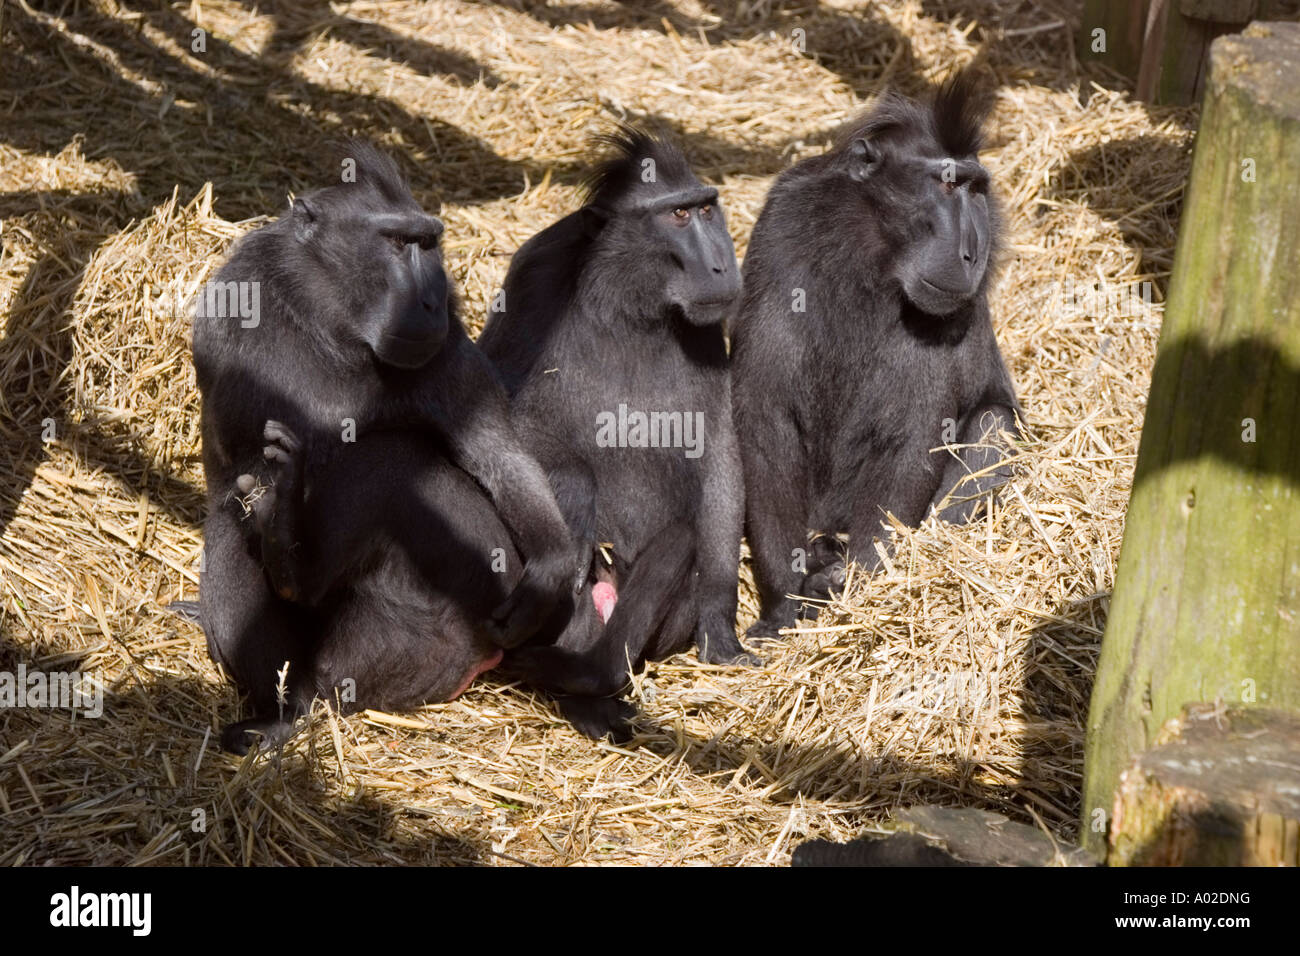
672, 208, 690, 222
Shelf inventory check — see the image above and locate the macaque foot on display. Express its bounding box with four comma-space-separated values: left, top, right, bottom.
556, 695, 636, 742
695, 616, 762, 666
220, 715, 297, 755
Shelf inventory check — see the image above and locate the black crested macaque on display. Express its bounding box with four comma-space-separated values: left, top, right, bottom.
477, 126, 751, 739
191, 144, 577, 752
732, 70, 1022, 641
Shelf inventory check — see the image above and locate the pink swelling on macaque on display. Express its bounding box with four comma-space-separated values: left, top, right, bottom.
592, 581, 618, 624
448, 648, 504, 700
450, 581, 618, 701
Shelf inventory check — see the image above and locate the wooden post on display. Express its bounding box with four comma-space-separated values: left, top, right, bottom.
1079, 1, 1300, 104
1109, 705, 1300, 866
1082, 22, 1300, 858
1078, 0, 1153, 82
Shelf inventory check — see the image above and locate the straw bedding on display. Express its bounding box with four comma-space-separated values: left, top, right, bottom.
0, 0, 1193, 864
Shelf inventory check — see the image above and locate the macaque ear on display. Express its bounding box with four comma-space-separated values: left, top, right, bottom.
847, 137, 884, 183
580, 205, 611, 239
291, 197, 318, 243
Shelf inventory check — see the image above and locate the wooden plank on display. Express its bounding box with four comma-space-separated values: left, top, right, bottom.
1083, 23, 1300, 856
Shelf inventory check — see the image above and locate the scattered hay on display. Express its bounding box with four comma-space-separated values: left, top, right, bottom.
0, 0, 1194, 864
